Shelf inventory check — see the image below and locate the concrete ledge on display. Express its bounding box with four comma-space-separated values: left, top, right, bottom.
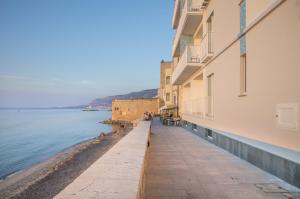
181, 121, 300, 189
54, 121, 151, 199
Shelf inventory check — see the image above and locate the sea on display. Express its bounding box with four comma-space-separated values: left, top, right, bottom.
0, 108, 112, 179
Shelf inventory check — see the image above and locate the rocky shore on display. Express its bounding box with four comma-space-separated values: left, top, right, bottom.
100, 118, 128, 125
0, 124, 132, 199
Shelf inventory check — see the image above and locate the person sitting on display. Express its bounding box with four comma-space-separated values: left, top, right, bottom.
144, 112, 150, 121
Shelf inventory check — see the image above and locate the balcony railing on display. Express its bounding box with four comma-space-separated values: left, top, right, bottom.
183, 96, 213, 119
179, 45, 201, 66
183, 98, 205, 118
172, 0, 203, 57
200, 32, 214, 63
172, 45, 201, 84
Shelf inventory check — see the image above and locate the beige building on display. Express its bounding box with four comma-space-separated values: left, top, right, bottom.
112, 98, 159, 122
159, 60, 180, 116
170, 0, 300, 152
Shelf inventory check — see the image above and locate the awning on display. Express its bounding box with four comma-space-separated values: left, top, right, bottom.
160, 104, 178, 111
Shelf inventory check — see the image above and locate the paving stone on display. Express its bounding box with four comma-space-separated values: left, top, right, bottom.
143, 118, 300, 199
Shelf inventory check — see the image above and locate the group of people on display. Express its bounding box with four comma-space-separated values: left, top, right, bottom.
143, 112, 154, 121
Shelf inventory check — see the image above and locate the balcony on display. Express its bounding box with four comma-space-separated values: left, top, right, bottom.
172, 0, 204, 57
172, 45, 202, 85
200, 32, 214, 64
183, 98, 205, 118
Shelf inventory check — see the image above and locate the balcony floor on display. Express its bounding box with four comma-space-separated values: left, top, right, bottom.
143, 118, 300, 199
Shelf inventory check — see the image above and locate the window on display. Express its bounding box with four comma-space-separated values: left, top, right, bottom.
166, 76, 171, 85
239, 0, 246, 33
166, 93, 170, 101
183, 121, 187, 127
207, 74, 214, 117
239, 0, 246, 54
206, 129, 213, 139
192, 124, 198, 131
240, 54, 247, 96
173, 95, 177, 105
239, 0, 247, 97
207, 12, 214, 53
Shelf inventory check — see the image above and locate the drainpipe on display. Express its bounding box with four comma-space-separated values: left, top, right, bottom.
176, 85, 179, 117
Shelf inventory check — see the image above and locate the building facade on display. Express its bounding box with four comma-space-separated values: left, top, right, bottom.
112, 98, 159, 122
171, 0, 300, 152
159, 60, 180, 116
168, 0, 300, 187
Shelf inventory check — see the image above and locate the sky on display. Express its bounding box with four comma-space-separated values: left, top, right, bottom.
0, 0, 174, 107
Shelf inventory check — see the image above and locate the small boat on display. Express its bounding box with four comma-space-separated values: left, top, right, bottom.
82, 105, 99, 111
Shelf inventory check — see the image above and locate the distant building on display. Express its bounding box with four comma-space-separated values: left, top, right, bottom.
169, 0, 300, 151
112, 98, 159, 122
158, 60, 179, 117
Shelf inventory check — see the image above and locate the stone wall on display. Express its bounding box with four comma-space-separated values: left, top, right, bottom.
112, 98, 159, 122
54, 121, 151, 199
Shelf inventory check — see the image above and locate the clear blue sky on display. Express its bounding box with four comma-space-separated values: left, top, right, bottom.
0, 0, 174, 107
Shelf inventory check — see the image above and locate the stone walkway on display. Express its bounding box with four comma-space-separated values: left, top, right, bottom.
143, 118, 300, 199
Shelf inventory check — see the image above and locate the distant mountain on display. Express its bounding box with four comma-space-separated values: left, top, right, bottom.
89, 89, 158, 107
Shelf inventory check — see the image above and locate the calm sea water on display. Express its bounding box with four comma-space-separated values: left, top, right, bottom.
0, 108, 112, 179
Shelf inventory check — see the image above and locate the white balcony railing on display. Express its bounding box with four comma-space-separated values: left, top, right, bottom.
179, 45, 201, 67
183, 98, 205, 118
172, 45, 201, 84
183, 96, 213, 119
172, 0, 203, 56
200, 32, 214, 63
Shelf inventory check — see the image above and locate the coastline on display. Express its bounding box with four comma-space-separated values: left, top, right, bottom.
0, 123, 132, 199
